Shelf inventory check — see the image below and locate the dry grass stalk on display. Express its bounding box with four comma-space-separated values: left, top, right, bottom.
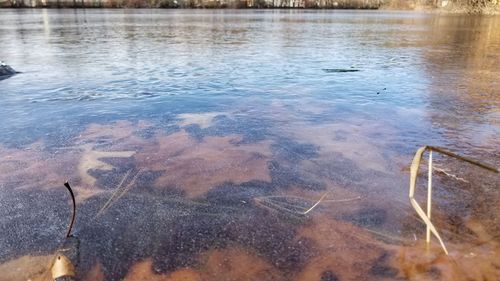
96, 169, 143, 218
408, 146, 498, 255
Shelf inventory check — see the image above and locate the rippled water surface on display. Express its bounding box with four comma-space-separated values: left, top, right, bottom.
0, 9, 499, 281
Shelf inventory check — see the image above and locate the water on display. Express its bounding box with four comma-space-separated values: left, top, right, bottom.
0, 9, 499, 281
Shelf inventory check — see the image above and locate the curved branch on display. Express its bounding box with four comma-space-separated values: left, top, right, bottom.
63, 182, 76, 238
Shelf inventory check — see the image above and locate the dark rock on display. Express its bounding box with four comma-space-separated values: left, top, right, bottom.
322, 68, 360, 73
0, 62, 18, 80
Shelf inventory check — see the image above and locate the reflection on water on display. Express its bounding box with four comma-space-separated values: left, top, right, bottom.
423, 16, 500, 156
0, 10, 499, 281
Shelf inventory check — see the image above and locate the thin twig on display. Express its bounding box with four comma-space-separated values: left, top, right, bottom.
96, 169, 143, 218
114, 168, 143, 202
433, 165, 469, 183
255, 192, 330, 216
303, 192, 329, 214
96, 170, 132, 217
323, 196, 362, 203
429, 146, 498, 173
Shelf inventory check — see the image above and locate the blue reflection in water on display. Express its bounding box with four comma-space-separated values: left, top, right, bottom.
0, 10, 439, 147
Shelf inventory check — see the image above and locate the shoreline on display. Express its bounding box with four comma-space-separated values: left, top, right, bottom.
1, 1, 499, 14
0, 7, 499, 15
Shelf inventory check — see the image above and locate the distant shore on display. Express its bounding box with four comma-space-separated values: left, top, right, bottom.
0, 0, 499, 14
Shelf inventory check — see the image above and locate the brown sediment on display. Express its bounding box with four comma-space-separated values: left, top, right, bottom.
197, 247, 285, 281
73, 120, 153, 190
0, 121, 149, 192
3, 117, 497, 281
390, 152, 500, 280
136, 130, 272, 198
77, 144, 135, 186
0, 121, 151, 201
408, 152, 500, 239
177, 112, 227, 129
393, 219, 500, 280
0, 119, 274, 198
265, 99, 394, 175
0, 142, 78, 190
0, 255, 53, 281
123, 259, 201, 281
286, 121, 390, 173
82, 262, 105, 281
134, 129, 197, 169
75, 121, 273, 197
76, 120, 152, 148
73, 121, 148, 189
293, 213, 392, 281
120, 250, 293, 281
292, 195, 453, 280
